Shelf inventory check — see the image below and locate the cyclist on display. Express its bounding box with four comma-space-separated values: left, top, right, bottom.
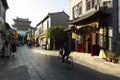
61, 41, 71, 63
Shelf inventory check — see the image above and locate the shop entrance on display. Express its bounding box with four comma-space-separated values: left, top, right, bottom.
84, 34, 91, 53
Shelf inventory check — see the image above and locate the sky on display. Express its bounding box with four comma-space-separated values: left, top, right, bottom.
6, 0, 69, 27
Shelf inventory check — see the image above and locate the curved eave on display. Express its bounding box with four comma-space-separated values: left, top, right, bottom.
68, 10, 110, 24
1, 0, 9, 10
5, 22, 11, 29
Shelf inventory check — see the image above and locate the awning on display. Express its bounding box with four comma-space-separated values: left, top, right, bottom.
39, 34, 46, 38
68, 10, 109, 24
76, 25, 98, 34
64, 26, 76, 32
39, 31, 46, 38
65, 22, 98, 33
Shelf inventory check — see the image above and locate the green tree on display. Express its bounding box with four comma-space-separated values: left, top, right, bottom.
46, 26, 69, 50
7, 32, 13, 41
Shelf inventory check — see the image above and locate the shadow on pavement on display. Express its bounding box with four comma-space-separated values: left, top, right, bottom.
37, 50, 120, 80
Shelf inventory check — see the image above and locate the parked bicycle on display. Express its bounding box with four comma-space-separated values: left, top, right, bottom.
58, 49, 74, 69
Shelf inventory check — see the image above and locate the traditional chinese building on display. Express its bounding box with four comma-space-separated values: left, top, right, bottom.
36, 11, 69, 49
67, 0, 112, 56
12, 17, 33, 38
0, 0, 9, 48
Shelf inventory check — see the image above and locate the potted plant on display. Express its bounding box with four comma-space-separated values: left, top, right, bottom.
116, 56, 120, 64
112, 57, 118, 63
106, 51, 116, 62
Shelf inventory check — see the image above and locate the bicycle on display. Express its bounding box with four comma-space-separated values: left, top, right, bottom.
58, 49, 74, 69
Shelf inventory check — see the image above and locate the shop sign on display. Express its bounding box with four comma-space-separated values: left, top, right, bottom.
72, 32, 76, 39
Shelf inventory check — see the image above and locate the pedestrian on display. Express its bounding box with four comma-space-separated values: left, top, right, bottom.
11, 40, 17, 56
3, 41, 11, 59
61, 41, 71, 63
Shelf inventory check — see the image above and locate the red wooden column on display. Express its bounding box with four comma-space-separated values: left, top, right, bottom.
91, 32, 100, 56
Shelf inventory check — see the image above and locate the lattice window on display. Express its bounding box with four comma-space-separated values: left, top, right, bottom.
86, 0, 97, 11
73, 1, 82, 19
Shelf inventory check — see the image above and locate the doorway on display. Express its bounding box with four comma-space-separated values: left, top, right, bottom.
84, 34, 91, 53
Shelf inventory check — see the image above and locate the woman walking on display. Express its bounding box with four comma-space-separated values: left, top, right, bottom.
3, 41, 11, 59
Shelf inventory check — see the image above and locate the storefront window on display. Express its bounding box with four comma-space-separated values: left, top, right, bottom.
99, 26, 107, 49
99, 34, 106, 48
86, 0, 97, 11
86, 0, 91, 11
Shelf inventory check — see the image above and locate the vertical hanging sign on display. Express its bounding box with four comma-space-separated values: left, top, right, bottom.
72, 32, 76, 39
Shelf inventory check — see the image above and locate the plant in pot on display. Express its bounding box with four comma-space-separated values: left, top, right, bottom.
106, 51, 116, 62
116, 56, 120, 64
112, 57, 118, 63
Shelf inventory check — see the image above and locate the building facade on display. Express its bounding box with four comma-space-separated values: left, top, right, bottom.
0, 0, 9, 53
113, 0, 120, 55
68, 0, 112, 56
0, 0, 9, 40
35, 11, 69, 49
0, 0, 8, 26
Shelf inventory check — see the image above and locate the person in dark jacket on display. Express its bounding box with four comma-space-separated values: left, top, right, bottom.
11, 41, 16, 56
61, 41, 71, 63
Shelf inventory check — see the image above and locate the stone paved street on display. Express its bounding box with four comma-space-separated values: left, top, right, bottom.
0, 45, 120, 80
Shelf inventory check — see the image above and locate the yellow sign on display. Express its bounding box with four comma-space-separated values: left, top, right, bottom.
72, 32, 76, 39
99, 49, 107, 59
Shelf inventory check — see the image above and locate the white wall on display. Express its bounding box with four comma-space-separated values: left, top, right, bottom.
42, 17, 51, 31
69, 0, 98, 20
37, 23, 42, 29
